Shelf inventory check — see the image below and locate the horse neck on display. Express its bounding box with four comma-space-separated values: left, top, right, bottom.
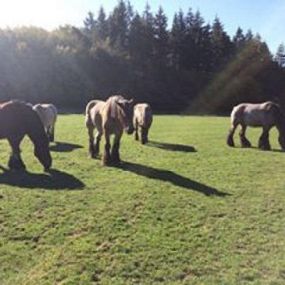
108, 99, 127, 127
27, 114, 48, 149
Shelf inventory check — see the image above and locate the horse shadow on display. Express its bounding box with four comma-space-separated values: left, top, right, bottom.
117, 161, 229, 197
49, 141, 83, 152
239, 146, 285, 153
0, 166, 85, 190
147, 140, 196, 153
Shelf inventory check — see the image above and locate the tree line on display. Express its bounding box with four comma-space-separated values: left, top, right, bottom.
0, 0, 285, 113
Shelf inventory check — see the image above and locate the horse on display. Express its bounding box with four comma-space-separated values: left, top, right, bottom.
0, 100, 52, 171
33, 103, 57, 142
227, 101, 285, 151
133, 103, 153, 144
85, 95, 134, 165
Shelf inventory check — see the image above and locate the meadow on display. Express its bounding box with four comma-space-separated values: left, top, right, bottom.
0, 115, 284, 285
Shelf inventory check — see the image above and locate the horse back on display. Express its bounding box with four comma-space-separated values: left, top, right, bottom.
33, 103, 57, 127
0, 100, 43, 138
231, 102, 278, 127
134, 103, 153, 128
101, 97, 124, 134
86, 100, 105, 129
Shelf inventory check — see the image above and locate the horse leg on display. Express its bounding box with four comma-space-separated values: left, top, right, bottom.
227, 122, 237, 147
49, 124, 55, 142
239, 124, 251, 147
87, 125, 96, 158
145, 128, 149, 144
134, 120, 139, 141
141, 127, 147, 144
7, 136, 26, 170
278, 132, 285, 151
111, 132, 122, 164
276, 126, 285, 150
94, 131, 102, 157
102, 132, 111, 166
258, 128, 271, 150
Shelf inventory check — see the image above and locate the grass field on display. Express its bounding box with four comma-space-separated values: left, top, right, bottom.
0, 115, 285, 285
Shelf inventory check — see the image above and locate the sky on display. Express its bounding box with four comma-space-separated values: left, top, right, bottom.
0, 0, 284, 53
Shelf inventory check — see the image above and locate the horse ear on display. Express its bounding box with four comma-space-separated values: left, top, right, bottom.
128, 98, 134, 105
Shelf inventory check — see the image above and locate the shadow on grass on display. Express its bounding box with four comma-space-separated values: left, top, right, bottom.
249, 146, 285, 153
118, 161, 229, 197
147, 140, 196, 153
49, 141, 83, 152
0, 167, 85, 190
234, 145, 285, 153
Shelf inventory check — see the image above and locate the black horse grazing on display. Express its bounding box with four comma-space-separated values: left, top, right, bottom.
0, 100, 52, 171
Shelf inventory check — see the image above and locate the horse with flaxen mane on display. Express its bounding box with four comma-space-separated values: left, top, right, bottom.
33, 103, 57, 142
0, 100, 52, 171
85, 95, 134, 165
227, 101, 285, 150
133, 103, 153, 144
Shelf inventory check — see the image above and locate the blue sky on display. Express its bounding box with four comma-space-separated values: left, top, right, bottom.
0, 0, 284, 53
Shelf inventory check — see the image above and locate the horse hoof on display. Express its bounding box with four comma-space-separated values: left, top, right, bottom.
227, 137, 234, 147
241, 141, 251, 148
260, 146, 271, 151
102, 159, 111, 166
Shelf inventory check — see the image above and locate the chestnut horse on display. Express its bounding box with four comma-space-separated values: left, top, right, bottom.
85, 95, 134, 165
33, 103, 57, 142
133, 103, 153, 144
0, 100, 52, 171
227, 101, 285, 150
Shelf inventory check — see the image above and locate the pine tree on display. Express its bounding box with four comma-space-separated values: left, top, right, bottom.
96, 7, 108, 41
83, 12, 96, 37
210, 16, 233, 71
108, 0, 129, 51
245, 29, 253, 42
275, 43, 285, 67
170, 10, 186, 69
153, 6, 169, 67
233, 27, 245, 51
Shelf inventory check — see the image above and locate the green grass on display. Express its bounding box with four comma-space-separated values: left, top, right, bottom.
0, 115, 284, 285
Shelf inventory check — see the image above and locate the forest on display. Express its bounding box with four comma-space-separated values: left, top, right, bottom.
0, 0, 285, 113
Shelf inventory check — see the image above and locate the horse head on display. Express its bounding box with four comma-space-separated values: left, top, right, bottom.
34, 135, 52, 171
116, 97, 135, 134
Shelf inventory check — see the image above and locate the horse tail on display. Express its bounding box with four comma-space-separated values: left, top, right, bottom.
49, 104, 58, 122
271, 103, 285, 127
85, 100, 100, 128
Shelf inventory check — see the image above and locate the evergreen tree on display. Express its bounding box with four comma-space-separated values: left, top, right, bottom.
170, 10, 186, 69
153, 6, 169, 67
233, 27, 245, 51
275, 43, 285, 67
210, 16, 233, 71
245, 29, 253, 42
83, 11, 96, 34
95, 7, 108, 41
108, 0, 129, 51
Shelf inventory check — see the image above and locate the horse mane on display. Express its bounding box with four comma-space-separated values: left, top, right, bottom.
22, 103, 49, 148
104, 96, 130, 129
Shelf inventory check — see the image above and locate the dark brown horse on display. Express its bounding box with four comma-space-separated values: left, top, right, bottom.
85, 95, 134, 165
0, 100, 52, 171
227, 101, 285, 150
